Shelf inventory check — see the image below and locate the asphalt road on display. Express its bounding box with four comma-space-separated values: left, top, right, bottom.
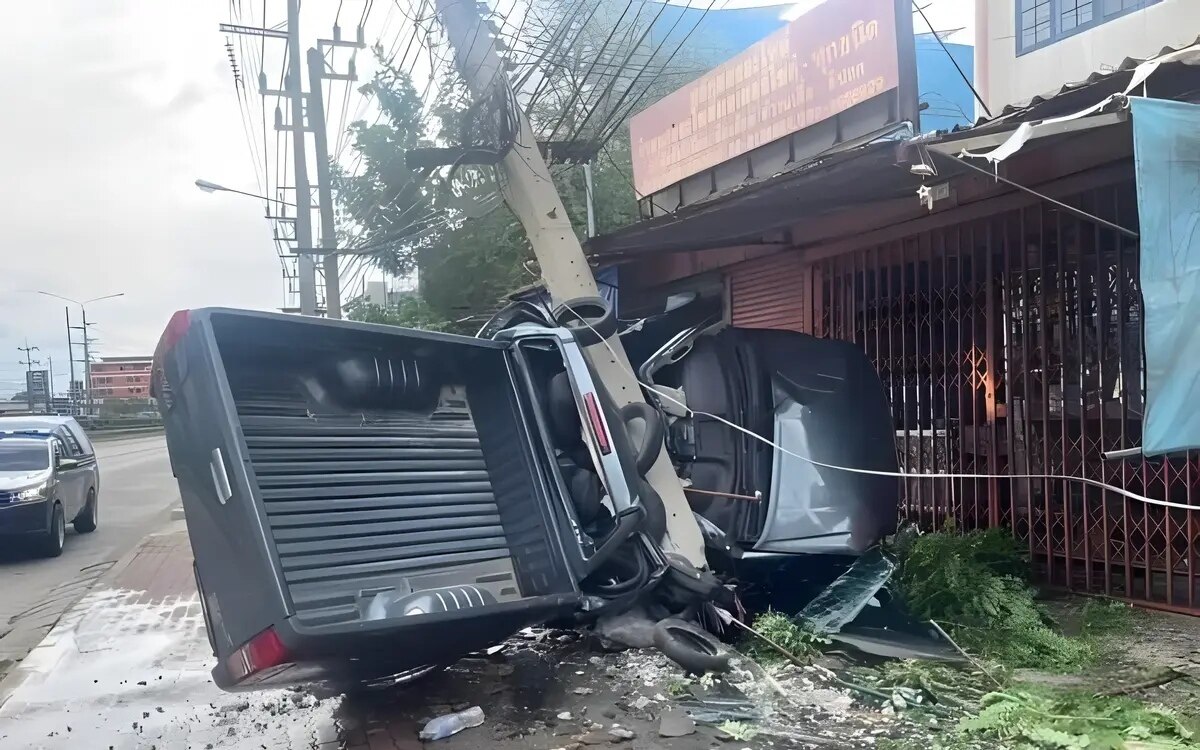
0, 435, 177, 675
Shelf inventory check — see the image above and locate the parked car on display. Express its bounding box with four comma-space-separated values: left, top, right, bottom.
153, 307, 711, 692
0, 415, 101, 557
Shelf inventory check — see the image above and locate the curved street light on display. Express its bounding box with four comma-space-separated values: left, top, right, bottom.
194, 179, 296, 207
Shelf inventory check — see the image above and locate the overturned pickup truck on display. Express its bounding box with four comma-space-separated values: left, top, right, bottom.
154, 301, 897, 692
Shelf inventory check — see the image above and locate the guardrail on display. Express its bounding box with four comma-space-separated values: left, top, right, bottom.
89, 425, 165, 442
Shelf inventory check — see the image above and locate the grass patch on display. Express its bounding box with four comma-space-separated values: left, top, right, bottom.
743, 610, 829, 664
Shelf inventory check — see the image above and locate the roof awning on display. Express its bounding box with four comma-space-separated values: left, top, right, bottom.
587, 141, 923, 259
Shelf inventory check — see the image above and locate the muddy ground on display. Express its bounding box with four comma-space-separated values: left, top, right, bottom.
317, 628, 937, 750
1017, 598, 1200, 715
3, 528, 1198, 749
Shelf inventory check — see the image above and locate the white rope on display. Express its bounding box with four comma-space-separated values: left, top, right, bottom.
558, 301, 1199, 514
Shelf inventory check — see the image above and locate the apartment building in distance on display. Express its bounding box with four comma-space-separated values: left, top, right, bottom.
975, 0, 1196, 115
90, 355, 152, 402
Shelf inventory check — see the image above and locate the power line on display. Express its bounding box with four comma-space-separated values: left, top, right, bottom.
911, 0, 990, 119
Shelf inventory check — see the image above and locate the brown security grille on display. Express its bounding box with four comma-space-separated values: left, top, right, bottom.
806, 179, 1200, 614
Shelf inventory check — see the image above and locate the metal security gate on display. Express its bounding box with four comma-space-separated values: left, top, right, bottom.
806, 179, 1200, 614
728, 253, 810, 331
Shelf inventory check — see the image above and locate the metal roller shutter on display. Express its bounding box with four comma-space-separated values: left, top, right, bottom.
728, 252, 810, 332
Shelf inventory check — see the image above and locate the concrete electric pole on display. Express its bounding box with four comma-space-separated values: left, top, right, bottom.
431, 0, 704, 565
285, 0, 317, 315
17, 341, 40, 412
230, 13, 363, 318
65, 308, 77, 414
81, 308, 93, 415
306, 45, 361, 319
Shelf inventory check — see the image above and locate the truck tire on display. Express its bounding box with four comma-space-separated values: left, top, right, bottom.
620, 402, 664, 477
41, 503, 66, 558
636, 479, 666, 542
74, 488, 98, 533
653, 618, 731, 674
552, 297, 616, 346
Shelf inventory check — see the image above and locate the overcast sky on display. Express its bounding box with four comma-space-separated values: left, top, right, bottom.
0, 1, 283, 396
0, 0, 972, 398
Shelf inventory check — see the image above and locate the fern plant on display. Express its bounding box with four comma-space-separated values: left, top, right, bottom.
958, 689, 1199, 749
896, 526, 1095, 671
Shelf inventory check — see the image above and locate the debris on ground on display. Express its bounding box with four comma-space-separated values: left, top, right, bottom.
419, 705, 485, 741
799, 547, 897, 634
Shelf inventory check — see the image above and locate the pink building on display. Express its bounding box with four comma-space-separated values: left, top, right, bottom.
90, 356, 153, 401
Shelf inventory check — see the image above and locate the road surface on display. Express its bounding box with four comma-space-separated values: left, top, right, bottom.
0, 434, 177, 678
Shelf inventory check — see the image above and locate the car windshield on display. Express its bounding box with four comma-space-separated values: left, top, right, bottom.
0, 444, 49, 471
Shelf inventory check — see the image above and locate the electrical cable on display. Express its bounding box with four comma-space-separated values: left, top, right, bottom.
594, 0, 718, 148
554, 299, 1200, 515
539, 0, 637, 146
911, 0, 991, 119
563, 0, 681, 150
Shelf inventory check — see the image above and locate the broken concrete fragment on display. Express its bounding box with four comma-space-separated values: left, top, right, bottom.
657, 708, 696, 738
575, 730, 611, 745
608, 727, 636, 741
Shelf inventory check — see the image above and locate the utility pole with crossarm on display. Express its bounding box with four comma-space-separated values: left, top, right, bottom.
430, 0, 705, 566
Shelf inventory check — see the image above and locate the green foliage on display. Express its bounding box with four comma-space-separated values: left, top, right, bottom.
717, 721, 759, 741
336, 49, 648, 325
745, 610, 829, 664
1078, 599, 1138, 640
957, 689, 1198, 749
344, 295, 453, 332
896, 527, 1094, 671
871, 660, 991, 704
666, 677, 691, 697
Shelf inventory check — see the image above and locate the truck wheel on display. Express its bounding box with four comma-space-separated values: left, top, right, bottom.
41, 503, 66, 558
74, 489, 98, 533
653, 618, 731, 674
552, 297, 617, 346
620, 402, 665, 477
636, 479, 666, 542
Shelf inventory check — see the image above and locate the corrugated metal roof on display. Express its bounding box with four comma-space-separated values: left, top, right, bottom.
976, 37, 1200, 128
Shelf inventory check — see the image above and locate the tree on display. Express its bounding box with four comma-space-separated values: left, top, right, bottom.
336, 5, 712, 327
345, 294, 452, 331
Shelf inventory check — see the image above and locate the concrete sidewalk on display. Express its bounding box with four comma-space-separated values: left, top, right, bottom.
0, 525, 343, 749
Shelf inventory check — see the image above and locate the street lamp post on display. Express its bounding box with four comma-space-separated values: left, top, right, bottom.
195, 178, 327, 317
194, 179, 297, 207
37, 291, 124, 417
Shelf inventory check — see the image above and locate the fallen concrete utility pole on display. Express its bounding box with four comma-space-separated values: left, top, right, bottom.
432, 0, 705, 566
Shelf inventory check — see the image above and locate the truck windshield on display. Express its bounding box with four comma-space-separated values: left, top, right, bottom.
0, 444, 49, 471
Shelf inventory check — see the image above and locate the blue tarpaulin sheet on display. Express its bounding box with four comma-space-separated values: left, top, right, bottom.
1132, 97, 1200, 456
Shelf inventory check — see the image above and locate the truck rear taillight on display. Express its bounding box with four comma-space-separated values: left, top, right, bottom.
583, 392, 612, 455
151, 310, 190, 404
226, 627, 292, 683
156, 310, 191, 356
